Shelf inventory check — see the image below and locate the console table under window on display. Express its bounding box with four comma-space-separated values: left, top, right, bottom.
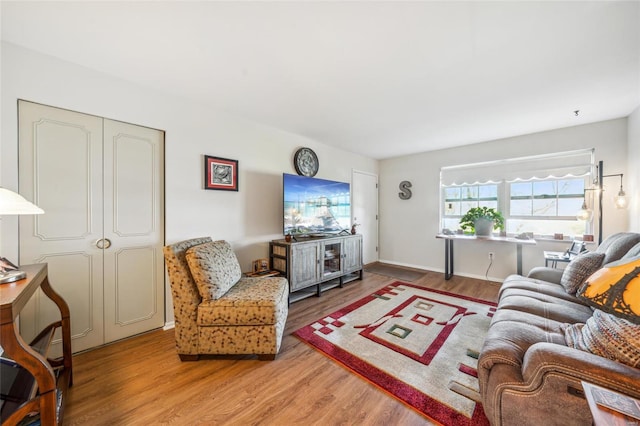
436, 234, 537, 280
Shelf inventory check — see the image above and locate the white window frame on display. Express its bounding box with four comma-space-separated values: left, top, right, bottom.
440, 149, 595, 238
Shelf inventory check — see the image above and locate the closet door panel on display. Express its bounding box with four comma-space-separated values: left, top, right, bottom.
18, 100, 105, 353
102, 119, 165, 342
33, 120, 93, 238
112, 132, 155, 235
113, 247, 157, 324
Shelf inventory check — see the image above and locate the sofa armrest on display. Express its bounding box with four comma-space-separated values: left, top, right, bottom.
526, 267, 564, 284
522, 342, 640, 398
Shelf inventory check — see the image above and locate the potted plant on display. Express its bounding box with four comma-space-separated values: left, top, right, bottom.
459, 207, 505, 236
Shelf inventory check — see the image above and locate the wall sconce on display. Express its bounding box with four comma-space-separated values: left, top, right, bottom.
576, 188, 596, 221
611, 174, 628, 209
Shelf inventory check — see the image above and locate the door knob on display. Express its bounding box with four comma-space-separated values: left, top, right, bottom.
95, 238, 112, 249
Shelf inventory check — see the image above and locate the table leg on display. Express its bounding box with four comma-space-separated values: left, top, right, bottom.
516, 243, 523, 275
445, 239, 454, 280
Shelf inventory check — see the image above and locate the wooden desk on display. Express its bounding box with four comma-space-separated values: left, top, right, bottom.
436, 234, 536, 280
0, 263, 73, 426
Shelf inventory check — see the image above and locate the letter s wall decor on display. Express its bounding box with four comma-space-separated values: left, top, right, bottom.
399, 181, 412, 200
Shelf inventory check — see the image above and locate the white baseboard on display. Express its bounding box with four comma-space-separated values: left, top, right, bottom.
376, 258, 430, 271
376, 258, 502, 283
163, 321, 175, 330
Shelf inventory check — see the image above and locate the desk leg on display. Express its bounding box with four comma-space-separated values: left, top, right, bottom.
516, 243, 523, 275
444, 239, 454, 280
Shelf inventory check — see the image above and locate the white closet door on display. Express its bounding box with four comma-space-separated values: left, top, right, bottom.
102, 119, 164, 342
18, 101, 165, 353
18, 101, 105, 353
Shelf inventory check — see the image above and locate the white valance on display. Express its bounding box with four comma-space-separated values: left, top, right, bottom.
440, 149, 594, 186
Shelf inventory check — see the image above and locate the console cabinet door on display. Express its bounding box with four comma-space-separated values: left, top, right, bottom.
343, 235, 363, 274
320, 240, 343, 280
290, 242, 320, 291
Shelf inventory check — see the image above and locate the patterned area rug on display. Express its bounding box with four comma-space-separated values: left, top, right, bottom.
294, 281, 496, 425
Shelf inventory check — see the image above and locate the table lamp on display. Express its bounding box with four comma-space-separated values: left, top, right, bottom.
0, 187, 44, 284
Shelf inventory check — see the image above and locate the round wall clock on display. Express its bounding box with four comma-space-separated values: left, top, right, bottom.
294, 147, 319, 177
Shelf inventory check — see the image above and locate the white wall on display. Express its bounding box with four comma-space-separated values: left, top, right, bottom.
379, 119, 630, 281
628, 105, 640, 232
1, 42, 378, 321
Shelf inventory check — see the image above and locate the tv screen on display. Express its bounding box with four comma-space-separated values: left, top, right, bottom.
283, 173, 351, 236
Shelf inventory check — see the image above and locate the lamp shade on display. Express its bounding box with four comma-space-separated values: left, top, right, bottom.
578, 257, 640, 324
614, 189, 628, 209
576, 207, 593, 221
0, 188, 44, 215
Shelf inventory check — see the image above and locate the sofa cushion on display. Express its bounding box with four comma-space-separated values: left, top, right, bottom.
526, 266, 564, 284
197, 276, 289, 326
560, 252, 605, 294
597, 232, 640, 265
500, 275, 583, 303
563, 309, 640, 368
186, 240, 242, 301
622, 242, 640, 260
498, 291, 593, 324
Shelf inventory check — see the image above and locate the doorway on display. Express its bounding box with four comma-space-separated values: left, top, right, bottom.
352, 170, 379, 265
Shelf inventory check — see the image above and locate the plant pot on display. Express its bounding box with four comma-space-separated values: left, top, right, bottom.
474, 218, 494, 236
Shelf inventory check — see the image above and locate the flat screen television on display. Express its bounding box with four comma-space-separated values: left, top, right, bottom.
283, 173, 351, 236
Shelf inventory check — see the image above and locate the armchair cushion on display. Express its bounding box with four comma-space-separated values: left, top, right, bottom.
560, 251, 605, 294
186, 240, 242, 301
197, 277, 289, 326
563, 309, 640, 368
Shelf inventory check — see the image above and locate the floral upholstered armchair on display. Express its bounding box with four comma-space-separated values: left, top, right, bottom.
163, 237, 289, 361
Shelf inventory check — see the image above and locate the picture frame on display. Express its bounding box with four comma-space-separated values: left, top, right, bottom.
252, 258, 269, 273
204, 155, 238, 191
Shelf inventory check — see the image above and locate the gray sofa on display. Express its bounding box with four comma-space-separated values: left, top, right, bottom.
478, 232, 640, 426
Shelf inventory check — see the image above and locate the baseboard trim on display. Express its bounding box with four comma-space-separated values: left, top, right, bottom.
376, 259, 502, 283
163, 321, 175, 330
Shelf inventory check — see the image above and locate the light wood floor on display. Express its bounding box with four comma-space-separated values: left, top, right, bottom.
64, 267, 500, 425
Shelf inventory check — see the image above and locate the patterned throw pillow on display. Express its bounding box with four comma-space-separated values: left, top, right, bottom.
577, 255, 640, 324
186, 240, 242, 301
563, 309, 640, 368
560, 252, 605, 294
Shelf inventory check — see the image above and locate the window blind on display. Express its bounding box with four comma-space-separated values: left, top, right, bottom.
440, 149, 594, 186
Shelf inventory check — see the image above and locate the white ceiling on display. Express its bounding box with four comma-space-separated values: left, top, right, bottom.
2, 1, 639, 159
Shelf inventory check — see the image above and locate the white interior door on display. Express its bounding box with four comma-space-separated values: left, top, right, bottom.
18, 100, 165, 353
102, 119, 165, 342
18, 101, 105, 353
352, 170, 379, 265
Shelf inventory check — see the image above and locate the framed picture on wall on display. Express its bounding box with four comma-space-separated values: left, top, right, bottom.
204, 155, 238, 191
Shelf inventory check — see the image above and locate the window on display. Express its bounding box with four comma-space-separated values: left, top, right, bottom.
439, 149, 595, 238
442, 184, 498, 231
506, 178, 588, 236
